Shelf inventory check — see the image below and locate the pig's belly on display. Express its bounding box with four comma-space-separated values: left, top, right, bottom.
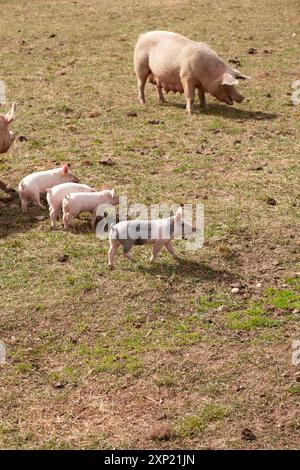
148, 52, 184, 93
148, 73, 184, 93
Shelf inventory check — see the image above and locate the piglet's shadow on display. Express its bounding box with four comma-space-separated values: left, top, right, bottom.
0, 194, 44, 238
164, 100, 277, 121
138, 257, 237, 284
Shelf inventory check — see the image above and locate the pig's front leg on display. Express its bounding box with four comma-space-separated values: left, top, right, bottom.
165, 241, 178, 260
91, 209, 97, 229
198, 89, 207, 109
150, 241, 164, 263
181, 77, 195, 115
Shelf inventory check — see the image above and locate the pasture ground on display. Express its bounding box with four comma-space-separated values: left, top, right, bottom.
0, 0, 300, 449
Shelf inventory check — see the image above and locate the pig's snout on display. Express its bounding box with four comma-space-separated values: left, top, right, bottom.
71, 175, 80, 183
233, 93, 245, 104
224, 96, 234, 105
231, 88, 245, 104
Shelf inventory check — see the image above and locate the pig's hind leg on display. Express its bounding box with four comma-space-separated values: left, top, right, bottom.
108, 239, 120, 270
137, 74, 148, 104
63, 211, 72, 230
49, 209, 58, 229
150, 241, 164, 263
165, 241, 178, 260
20, 196, 28, 213
134, 54, 150, 104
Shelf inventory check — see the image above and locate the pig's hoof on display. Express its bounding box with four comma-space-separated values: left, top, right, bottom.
108, 264, 114, 270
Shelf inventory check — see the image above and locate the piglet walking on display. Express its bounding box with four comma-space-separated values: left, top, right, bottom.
18, 164, 79, 212
62, 185, 119, 229
108, 207, 194, 269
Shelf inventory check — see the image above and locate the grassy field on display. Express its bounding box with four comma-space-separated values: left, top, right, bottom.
0, 0, 300, 449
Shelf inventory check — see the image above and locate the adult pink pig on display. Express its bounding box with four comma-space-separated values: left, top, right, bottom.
0, 103, 16, 194
134, 31, 250, 114
0, 102, 16, 154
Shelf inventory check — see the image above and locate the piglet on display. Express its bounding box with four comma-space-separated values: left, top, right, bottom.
108, 207, 194, 269
46, 182, 96, 229
18, 163, 79, 212
62, 184, 119, 229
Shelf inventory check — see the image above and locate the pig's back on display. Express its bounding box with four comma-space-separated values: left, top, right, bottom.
51, 183, 88, 198
68, 191, 100, 212
22, 169, 61, 191
138, 31, 209, 84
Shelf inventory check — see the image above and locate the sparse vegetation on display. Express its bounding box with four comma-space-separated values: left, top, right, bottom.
0, 0, 300, 450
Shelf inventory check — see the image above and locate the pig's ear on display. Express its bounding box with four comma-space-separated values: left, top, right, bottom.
110, 189, 115, 198
5, 102, 16, 124
175, 206, 183, 223
91, 187, 97, 192
61, 163, 69, 175
102, 182, 109, 190
221, 73, 239, 86
233, 69, 251, 80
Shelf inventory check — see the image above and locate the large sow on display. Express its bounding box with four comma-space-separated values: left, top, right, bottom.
134, 31, 249, 114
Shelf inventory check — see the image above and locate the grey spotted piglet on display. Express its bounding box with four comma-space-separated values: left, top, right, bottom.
108, 207, 194, 269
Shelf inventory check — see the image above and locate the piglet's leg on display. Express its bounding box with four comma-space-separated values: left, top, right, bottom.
91, 209, 97, 229
20, 197, 28, 213
150, 241, 164, 263
165, 241, 178, 259
123, 251, 135, 262
50, 209, 58, 229
63, 212, 72, 230
108, 239, 120, 270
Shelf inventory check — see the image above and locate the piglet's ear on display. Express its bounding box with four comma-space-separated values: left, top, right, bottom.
5, 102, 16, 124
61, 163, 69, 175
221, 72, 239, 86
91, 187, 97, 192
102, 182, 109, 190
175, 206, 183, 223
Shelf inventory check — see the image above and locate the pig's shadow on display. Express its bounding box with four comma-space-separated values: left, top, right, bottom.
164, 100, 277, 121
138, 257, 237, 284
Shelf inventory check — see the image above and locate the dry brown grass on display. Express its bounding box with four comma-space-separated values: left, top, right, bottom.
0, 0, 300, 449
